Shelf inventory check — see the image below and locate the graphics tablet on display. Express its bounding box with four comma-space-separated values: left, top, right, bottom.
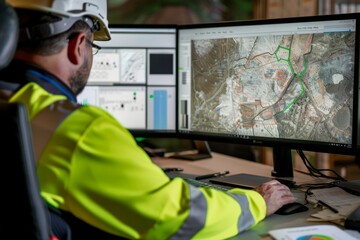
210, 173, 295, 189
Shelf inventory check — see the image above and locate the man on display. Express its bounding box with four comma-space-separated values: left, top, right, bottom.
1, 0, 295, 239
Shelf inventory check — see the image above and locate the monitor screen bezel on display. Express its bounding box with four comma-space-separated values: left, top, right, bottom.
176, 13, 360, 156
89, 24, 179, 138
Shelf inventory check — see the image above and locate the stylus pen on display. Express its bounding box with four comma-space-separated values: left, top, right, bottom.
318, 200, 339, 213
195, 170, 230, 180
162, 167, 183, 173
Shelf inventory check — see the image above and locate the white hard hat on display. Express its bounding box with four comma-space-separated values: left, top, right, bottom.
6, 0, 111, 41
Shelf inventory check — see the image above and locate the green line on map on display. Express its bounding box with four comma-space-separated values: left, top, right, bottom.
274, 45, 307, 112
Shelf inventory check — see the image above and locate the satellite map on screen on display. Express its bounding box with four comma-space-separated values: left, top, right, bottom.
190, 32, 355, 143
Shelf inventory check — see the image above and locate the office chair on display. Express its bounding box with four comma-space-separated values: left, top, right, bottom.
0, 101, 53, 239
0, 0, 17, 70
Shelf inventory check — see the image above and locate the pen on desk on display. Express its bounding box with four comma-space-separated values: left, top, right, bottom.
195, 170, 230, 180
318, 200, 339, 213
162, 167, 183, 173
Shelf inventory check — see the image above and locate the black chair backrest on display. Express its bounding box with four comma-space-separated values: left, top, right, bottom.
0, 0, 18, 70
0, 101, 51, 239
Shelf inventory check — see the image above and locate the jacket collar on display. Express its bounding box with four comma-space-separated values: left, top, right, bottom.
0, 60, 77, 102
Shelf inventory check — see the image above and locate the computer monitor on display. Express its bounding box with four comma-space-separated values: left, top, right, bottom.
78, 24, 177, 137
177, 13, 360, 178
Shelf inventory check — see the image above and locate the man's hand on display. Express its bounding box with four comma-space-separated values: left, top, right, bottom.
255, 180, 296, 216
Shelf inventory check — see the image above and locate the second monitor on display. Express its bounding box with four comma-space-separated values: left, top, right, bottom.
78, 24, 177, 137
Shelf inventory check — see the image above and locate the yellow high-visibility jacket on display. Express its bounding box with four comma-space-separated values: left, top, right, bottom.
1, 62, 266, 239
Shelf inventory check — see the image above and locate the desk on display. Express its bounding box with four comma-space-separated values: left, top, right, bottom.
152, 152, 358, 239
153, 152, 316, 184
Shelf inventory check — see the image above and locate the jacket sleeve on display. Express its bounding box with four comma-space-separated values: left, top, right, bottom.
38, 106, 266, 240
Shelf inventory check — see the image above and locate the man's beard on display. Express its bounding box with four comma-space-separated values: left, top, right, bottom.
69, 55, 91, 96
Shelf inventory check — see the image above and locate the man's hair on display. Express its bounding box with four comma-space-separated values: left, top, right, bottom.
16, 9, 92, 55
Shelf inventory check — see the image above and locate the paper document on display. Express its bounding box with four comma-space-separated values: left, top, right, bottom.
307, 187, 360, 222
268, 225, 357, 240
307, 187, 360, 207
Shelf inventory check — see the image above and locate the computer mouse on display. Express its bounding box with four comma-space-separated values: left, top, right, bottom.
274, 202, 309, 215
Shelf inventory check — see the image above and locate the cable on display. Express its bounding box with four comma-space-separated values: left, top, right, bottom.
303, 184, 336, 205
296, 149, 345, 181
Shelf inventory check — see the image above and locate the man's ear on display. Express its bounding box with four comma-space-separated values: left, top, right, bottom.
67, 32, 87, 65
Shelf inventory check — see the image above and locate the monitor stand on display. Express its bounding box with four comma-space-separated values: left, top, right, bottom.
269, 146, 296, 186
169, 140, 212, 161
271, 146, 294, 178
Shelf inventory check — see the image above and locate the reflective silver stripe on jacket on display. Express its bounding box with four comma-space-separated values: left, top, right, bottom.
169, 185, 207, 240
32, 100, 80, 161
228, 193, 255, 232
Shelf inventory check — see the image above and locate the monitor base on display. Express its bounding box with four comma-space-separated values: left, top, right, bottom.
168, 140, 212, 161
169, 153, 212, 161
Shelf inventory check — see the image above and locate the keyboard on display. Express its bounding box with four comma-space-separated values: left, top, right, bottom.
166, 171, 229, 191
182, 177, 229, 191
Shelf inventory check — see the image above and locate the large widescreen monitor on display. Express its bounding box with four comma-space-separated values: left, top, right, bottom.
177, 13, 360, 178
78, 25, 177, 137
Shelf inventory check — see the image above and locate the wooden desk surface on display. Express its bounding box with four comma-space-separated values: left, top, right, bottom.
153, 152, 316, 185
